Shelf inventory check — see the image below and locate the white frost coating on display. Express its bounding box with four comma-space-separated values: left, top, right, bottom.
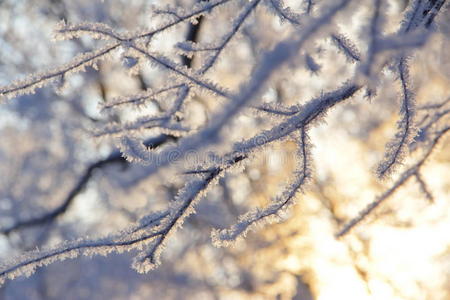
137, 0, 354, 176
133, 166, 226, 271
253, 102, 300, 116
54, 21, 120, 41
119, 136, 153, 163
136, 0, 234, 40
101, 84, 186, 111
97, 86, 191, 143
266, 0, 303, 25
212, 129, 312, 247
0, 43, 120, 101
198, 0, 261, 74
233, 82, 360, 155
0, 0, 233, 103
376, 57, 416, 179
131, 45, 230, 98
0, 221, 166, 285
207, 82, 361, 247
373, 0, 435, 179
338, 126, 450, 237
331, 33, 361, 62
1, 0, 446, 288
